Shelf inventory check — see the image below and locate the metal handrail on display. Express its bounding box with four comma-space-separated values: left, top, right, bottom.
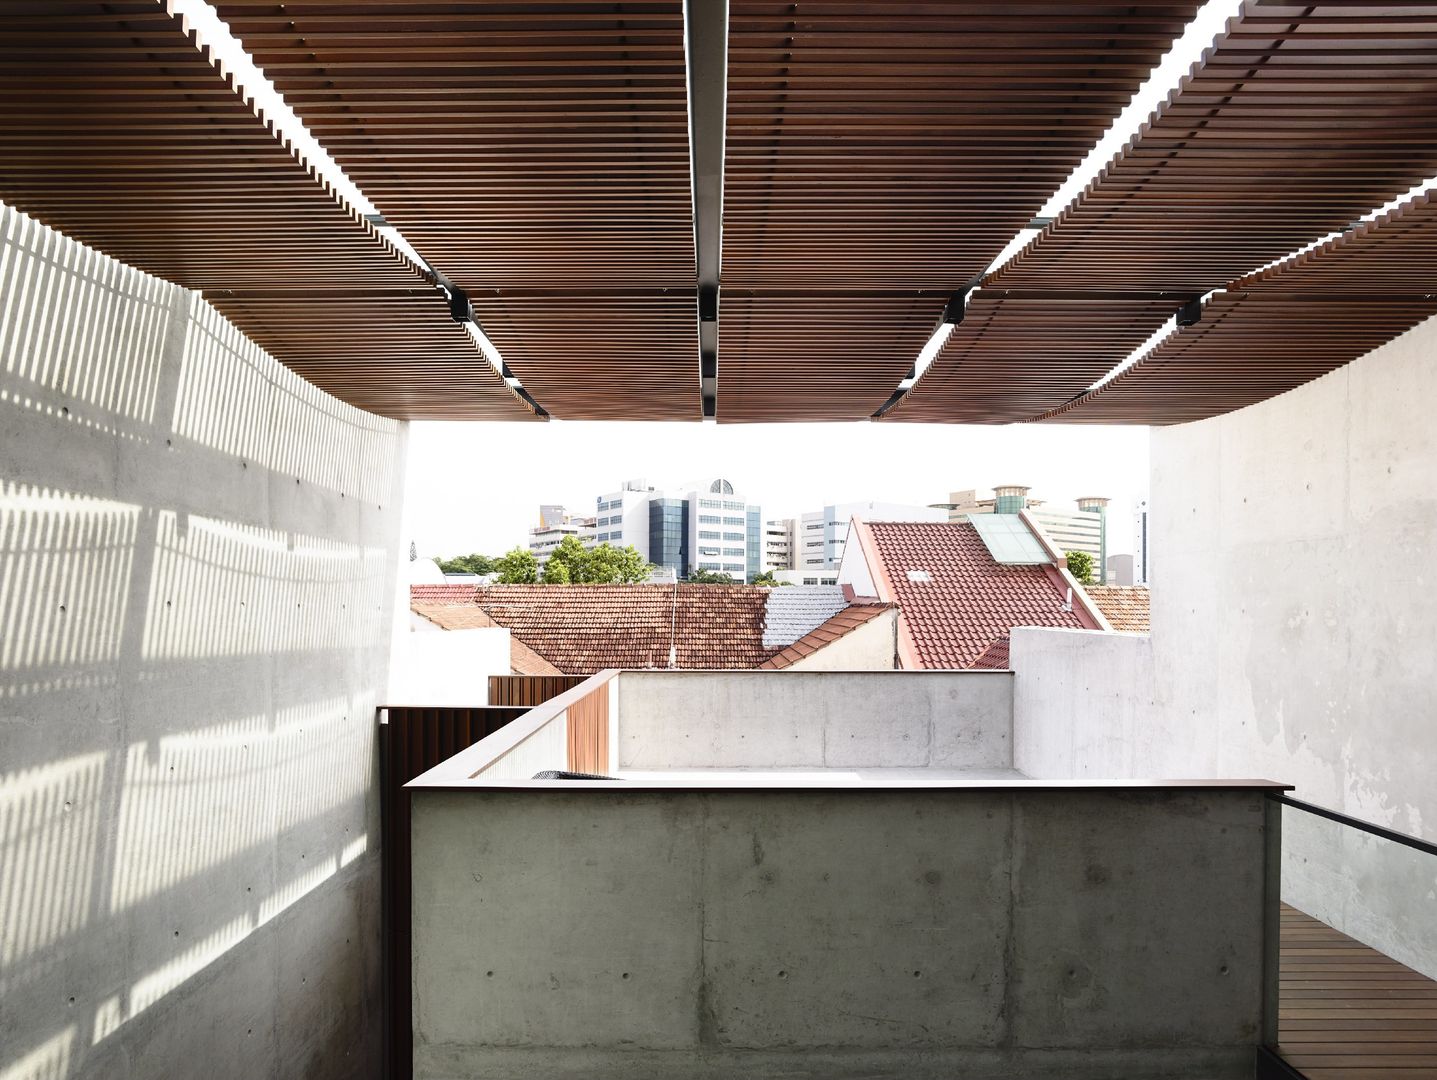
1268, 792, 1437, 858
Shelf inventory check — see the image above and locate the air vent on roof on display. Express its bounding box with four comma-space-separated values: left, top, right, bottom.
906, 569, 932, 583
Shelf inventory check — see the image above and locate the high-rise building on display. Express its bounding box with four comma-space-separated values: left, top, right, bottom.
764, 518, 797, 572
589, 477, 762, 582
527, 507, 596, 566
937, 485, 1111, 583
797, 501, 949, 573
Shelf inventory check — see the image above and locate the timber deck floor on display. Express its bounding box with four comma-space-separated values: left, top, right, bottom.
1278, 903, 1437, 1079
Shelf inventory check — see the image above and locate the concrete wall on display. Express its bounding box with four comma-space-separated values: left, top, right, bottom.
1011, 311, 1437, 979
782, 609, 897, 671
0, 205, 406, 1080
411, 786, 1272, 1080
389, 626, 510, 706
615, 670, 1011, 771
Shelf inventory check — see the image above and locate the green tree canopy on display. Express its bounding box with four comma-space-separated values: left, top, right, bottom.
539, 537, 654, 585
750, 570, 788, 587
1065, 549, 1095, 586
435, 552, 498, 575
541, 556, 571, 584
543, 535, 590, 583
494, 546, 539, 584
584, 542, 653, 584
687, 568, 735, 585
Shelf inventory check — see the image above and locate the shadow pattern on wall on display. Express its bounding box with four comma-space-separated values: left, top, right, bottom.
0, 204, 406, 1080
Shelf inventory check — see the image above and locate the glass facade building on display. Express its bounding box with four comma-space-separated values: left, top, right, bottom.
648, 498, 689, 579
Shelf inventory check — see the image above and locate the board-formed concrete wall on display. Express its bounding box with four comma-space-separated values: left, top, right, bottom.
0, 205, 406, 1080
616, 670, 1012, 770
411, 786, 1272, 1080
1012, 311, 1437, 980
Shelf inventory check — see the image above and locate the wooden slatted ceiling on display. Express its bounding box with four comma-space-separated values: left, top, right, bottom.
717, 1, 1200, 423
0, 1, 535, 421
883, 294, 1176, 424
475, 292, 697, 420
991, 1, 1437, 296
717, 292, 946, 423
903, 0, 1437, 427
1040, 192, 1437, 424
1277, 903, 1437, 1078
213, 0, 698, 421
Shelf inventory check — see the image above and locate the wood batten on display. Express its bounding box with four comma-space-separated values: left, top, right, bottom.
1040, 192, 1437, 424
897, 0, 1437, 425
214, 0, 701, 421
716, 1, 1200, 422
884, 294, 1177, 424
0, 1, 537, 421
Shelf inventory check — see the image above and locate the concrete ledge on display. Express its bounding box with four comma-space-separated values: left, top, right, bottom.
414, 1045, 1258, 1080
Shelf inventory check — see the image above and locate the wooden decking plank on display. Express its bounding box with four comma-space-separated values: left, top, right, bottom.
1275, 903, 1437, 1080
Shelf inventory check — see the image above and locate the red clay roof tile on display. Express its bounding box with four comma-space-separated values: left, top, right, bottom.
860, 521, 1086, 669
1085, 585, 1151, 634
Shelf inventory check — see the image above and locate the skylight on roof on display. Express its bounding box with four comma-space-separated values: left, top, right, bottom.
969, 515, 1050, 566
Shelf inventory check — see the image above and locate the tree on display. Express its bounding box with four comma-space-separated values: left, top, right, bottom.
750, 570, 789, 587
1065, 549, 1095, 586
584, 542, 653, 584
494, 546, 538, 584
687, 568, 735, 585
543, 535, 590, 583
436, 552, 498, 575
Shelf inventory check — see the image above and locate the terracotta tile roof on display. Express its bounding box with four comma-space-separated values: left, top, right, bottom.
759, 604, 893, 670
507, 637, 565, 676
467, 583, 779, 674
410, 600, 563, 675
1085, 586, 1151, 634
970, 635, 1011, 670
856, 521, 1091, 669
410, 583, 479, 606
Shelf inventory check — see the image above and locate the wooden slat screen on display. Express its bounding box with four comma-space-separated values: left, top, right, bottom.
378, 705, 529, 1080
488, 674, 588, 709
885, 294, 1176, 424
717, 1, 1200, 422
1041, 191, 1437, 424
213, 0, 700, 421
991, 1, 1437, 297
0, 1, 536, 421
564, 680, 611, 774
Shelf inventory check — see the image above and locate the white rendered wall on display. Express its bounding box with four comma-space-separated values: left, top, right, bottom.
389, 627, 510, 706
781, 610, 897, 671
1012, 311, 1437, 979
0, 205, 407, 1080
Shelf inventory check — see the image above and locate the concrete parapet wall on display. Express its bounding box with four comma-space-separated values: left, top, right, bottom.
1009, 310, 1437, 981
615, 670, 1012, 770
411, 786, 1272, 1079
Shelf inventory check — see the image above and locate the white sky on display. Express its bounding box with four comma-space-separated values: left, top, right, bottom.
402, 421, 1151, 560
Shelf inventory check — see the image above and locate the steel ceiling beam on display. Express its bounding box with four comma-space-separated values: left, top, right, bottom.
685, 0, 729, 420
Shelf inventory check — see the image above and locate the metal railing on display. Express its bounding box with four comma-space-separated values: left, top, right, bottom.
1269, 792, 1437, 857
1258, 792, 1437, 1080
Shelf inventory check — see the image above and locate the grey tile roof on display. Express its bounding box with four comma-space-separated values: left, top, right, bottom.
762, 585, 849, 648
